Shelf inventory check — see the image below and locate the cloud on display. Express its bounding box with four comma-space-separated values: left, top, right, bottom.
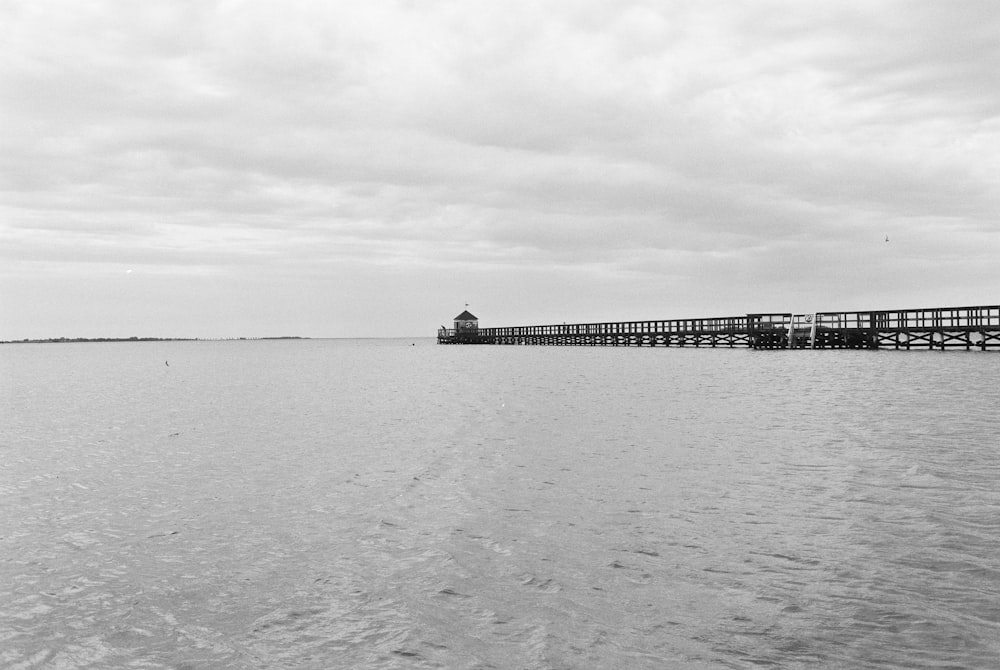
2, 0, 999, 337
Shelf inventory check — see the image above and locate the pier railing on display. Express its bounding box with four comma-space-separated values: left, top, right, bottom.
812, 305, 1000, 350
438, 304, 1000, 350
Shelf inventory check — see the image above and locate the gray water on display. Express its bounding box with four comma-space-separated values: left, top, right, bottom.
2, 339, 999, 669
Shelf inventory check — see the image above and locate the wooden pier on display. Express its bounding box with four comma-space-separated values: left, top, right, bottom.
437, 305, 1000, 351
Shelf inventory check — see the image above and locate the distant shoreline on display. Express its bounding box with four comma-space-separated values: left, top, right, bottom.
0, 336, 308, 344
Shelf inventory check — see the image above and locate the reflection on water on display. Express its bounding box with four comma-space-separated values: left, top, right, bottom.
2, 340, 999, 668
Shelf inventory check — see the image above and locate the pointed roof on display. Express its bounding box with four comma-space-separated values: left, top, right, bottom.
454, 310, 478, 321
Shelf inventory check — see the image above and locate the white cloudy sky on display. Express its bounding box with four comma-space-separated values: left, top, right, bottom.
2, 1, 999, 338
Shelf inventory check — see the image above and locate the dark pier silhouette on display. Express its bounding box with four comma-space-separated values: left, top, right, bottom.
438, 305, 1000, 351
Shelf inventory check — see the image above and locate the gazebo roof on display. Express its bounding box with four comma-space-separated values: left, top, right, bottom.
454, 310, 478, 321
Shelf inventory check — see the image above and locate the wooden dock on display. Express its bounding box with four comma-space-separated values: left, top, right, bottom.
437, 304, 1000, 350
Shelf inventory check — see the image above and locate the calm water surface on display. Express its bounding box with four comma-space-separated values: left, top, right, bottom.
2, 340, 999, 669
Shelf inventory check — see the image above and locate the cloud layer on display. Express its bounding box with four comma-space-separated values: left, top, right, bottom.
3, 0, 999, 337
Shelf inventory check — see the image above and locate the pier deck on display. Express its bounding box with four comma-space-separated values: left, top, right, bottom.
438, 304, 1000, 351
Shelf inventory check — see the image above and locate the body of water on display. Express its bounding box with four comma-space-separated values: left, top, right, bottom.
2, 339, 999, 668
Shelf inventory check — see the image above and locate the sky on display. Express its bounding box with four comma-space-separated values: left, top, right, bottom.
2, 1, 999, 339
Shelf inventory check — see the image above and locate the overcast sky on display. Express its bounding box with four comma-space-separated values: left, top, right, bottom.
3, 1, 999, 339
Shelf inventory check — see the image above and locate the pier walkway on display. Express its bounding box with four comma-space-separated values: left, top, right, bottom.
437, 304, 1000, 350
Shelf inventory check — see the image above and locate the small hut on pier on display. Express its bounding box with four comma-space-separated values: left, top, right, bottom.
454, 310, 479, 334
